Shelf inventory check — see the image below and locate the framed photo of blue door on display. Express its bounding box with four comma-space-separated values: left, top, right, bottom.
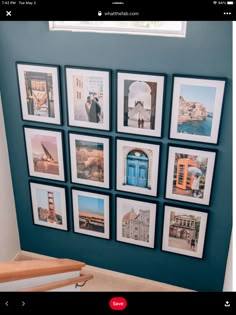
116, 139, 160, 196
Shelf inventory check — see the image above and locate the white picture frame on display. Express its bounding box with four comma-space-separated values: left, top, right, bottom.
24, 127, 65, 181
116, 139, 160, 196
17, 62, 61, 125
30, 182, 68, 231
66, 66, 110, 130
116, 196, 157, 248
165, 146, 216, 205
117, 71, 165, 137
69, 133, 110, 189
72, 189, 110, 239
169, 75, 226, 144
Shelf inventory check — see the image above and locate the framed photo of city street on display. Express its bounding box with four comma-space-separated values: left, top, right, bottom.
24, 127, 65, 181
16, 62, 61, 125
117, 70, 165, 137
165, 146, 216, 205
72, 189, 110, 239
65, 66, 111, 130
162, 205, 208, 259
116, 196, 157, 248
169, 75, 226, 144
69, 133, 110, 188
30, 182, 68, 231
116, 139, 160, 196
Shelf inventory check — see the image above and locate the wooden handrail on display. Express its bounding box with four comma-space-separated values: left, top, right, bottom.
18, 273, 94, 292
0, 259, 85, 283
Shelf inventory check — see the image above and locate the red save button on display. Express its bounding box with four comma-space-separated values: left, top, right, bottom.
109, 297, 127, 310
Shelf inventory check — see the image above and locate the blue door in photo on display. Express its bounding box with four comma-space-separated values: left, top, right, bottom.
126, 150, 148, 188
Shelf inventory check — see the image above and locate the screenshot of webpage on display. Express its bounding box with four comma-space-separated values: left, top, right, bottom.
0, 0, 234, 313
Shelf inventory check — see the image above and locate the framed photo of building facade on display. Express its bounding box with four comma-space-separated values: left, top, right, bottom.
117, 70, 165, 137
116, 196, 157, 248
165, 146, 216, 205
169, 75, 226, 144
69, 133, 110, 188
65, 66, 111, 130
24, 127, 65, 181
72, 189, 110, 239
116, 139, 160, 196
30, 182, 68, 231
162, 204, 208, 259
16, 62, 61, 125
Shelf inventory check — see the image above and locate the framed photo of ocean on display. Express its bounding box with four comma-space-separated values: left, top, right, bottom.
169, 75, 227, 144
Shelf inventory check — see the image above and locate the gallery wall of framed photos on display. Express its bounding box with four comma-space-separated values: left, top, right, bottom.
0, 21, 232, 292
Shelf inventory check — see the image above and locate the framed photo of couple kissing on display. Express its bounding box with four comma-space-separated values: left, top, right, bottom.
65, 66, 111, 131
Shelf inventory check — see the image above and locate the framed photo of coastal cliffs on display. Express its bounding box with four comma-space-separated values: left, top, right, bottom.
169, 75, 226, 144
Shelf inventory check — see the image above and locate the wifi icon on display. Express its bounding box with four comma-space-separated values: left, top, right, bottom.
213, 1, 218, 4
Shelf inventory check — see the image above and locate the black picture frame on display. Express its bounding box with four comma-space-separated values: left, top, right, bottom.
115, 136, 161, 197
168, 74, 227, 145
164, 143, 217, 206
115, 194, 158, 249
68, 131, 111, 189
65, 65, 112, 131
71, 186, 111, 240
29, 180, 69, 232
23, 125, 66, 182
161, 202, 209, 260
116, 69, 167, 138
16, 61, 62, 125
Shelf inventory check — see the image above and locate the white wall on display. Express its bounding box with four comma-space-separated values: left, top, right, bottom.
0, 93, 20, 261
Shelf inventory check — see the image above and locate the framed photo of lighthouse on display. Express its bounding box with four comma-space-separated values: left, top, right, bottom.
162, 204, 208, 259
116, 139, 160, 196
72, 189, 110, 239
116, 196, 157, 248
165, 145, 216, 205
69, 133, 110, 188
30, 182, 68, 231
169, 75, 226, 144
116, 70, 166, 137
16, 62, 61, 125
24, 127, 65, 181
65, 66, 111, 130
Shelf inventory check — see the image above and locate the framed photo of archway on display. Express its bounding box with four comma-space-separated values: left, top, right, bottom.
116, 139, 160, 196
117, 70, 166, 138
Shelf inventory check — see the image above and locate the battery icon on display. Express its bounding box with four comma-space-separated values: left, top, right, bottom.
227, 1, 234, 4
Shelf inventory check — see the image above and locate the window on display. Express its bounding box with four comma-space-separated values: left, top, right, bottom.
49, 21, 187, 37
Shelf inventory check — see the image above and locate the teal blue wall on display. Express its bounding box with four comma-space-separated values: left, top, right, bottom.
0, 21, 232, 291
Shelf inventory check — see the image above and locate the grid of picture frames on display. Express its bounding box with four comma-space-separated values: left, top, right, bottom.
16, 61, 227, 259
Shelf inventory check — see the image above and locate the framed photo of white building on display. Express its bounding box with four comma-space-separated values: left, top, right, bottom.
65, 66, 111, 130
17, 62, 61, 125
116, 139, 160, 196
117, 70, 165, 137
116, 196, 157, 248
162, 204, 208, 259
169, 75, 226, 144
